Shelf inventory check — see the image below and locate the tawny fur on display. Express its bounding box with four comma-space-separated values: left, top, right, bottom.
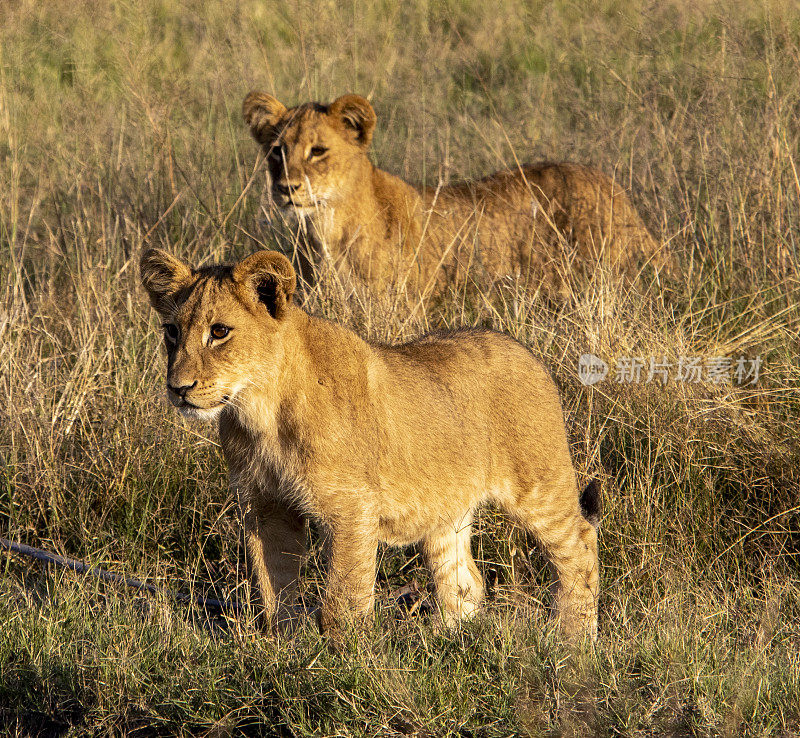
140, 248, 600, 637
243, 91, 660, 295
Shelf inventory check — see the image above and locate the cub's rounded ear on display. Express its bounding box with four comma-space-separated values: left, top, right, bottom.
233, 251, 296, 319
243, 92, 288, 148
329, 94, 376, 148
140, 248, 193, 315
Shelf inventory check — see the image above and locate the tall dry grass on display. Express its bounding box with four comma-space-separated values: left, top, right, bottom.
1, 0, 799, 734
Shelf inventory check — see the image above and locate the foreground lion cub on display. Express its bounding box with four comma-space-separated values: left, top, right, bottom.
243, 91, 658, 294
140, 248, 600, 637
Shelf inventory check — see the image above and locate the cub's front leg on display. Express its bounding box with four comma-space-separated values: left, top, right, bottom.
319, 515, 378, 633
238, 488, 307, 630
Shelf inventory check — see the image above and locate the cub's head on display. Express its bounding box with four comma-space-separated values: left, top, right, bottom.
140, 248, 296, 422
242, 92, 376, 212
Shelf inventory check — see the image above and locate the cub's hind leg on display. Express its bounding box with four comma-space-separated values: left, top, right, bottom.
423, 512, 484, 624
507, 478, 599, 639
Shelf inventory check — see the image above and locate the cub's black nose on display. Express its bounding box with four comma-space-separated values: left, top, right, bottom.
168, 381, 197, 398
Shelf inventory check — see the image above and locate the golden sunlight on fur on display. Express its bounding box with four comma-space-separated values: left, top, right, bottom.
243, 91, 661, 296
140, 248, 600, 638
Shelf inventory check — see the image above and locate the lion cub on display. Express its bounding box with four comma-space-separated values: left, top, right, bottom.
140, 248, 600, 637
243, 91, 659, 294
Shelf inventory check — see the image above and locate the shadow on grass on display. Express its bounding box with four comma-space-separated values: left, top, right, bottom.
0, 659, 89, 737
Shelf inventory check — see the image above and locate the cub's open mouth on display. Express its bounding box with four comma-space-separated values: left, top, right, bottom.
272, 191, 319, 210
169, 395, 227, 411
276, 197, 309, 209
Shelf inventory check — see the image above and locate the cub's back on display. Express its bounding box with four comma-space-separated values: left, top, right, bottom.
378, 328, 554, 389
421, 161, 657, 281
373, 329, 567, 451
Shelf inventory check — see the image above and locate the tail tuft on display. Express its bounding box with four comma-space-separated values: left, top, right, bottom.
579, 479, 602, 528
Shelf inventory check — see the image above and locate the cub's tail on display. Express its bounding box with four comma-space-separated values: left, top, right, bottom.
579, 479, 602, 528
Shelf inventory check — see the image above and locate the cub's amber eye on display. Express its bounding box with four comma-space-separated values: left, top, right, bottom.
309, 145, 327, 159
162, 324, 179, 344
209, 324, 230, 341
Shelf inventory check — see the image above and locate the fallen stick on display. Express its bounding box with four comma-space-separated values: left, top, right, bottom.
0, 537, 241, 612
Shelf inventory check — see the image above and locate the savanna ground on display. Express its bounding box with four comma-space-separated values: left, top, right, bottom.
1, 0, 800, 735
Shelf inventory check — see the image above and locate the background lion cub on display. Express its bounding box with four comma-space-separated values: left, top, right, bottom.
243, 91, 660, 295
140, 248, 600, 637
